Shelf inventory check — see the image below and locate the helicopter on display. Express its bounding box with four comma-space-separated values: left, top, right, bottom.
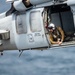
0, 0, 75, 55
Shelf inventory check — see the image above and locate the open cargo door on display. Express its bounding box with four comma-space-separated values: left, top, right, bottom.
44, 4, 75, 48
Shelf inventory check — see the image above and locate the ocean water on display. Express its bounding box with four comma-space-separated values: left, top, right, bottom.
0, 0, 75, 75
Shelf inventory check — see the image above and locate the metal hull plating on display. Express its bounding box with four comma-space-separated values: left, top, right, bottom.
0, 0, 75, 51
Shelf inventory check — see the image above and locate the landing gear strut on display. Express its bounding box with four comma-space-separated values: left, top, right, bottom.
19, 50, 24, 57
0, 51, 3, 56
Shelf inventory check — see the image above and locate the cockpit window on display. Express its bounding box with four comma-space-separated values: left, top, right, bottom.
30, 11, 42, 32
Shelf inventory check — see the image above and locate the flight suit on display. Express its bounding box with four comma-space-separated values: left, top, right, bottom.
49, 27, 64, 44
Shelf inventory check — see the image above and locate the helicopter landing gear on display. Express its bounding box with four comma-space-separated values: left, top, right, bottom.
0, 51, 3, 56
19, 50, 24, 57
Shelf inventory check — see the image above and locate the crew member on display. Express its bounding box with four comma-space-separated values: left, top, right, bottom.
48, 23, 64, 45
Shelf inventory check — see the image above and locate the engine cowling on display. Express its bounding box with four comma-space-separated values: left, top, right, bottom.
13, 0, 51, 11
13, 0, 27, 11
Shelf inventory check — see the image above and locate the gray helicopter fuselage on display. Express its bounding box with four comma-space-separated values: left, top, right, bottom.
0, 0, 75, 51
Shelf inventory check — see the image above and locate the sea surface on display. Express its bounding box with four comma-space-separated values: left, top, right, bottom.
0, 0, 75, 75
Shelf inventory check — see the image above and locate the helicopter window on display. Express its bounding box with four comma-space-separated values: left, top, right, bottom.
30, 11, 42, 32
16, 14, 27, 34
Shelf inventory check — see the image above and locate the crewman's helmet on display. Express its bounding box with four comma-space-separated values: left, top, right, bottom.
48, 23, 55, 30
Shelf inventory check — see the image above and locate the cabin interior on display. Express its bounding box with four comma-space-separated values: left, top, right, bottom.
44, 3, 75, 47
